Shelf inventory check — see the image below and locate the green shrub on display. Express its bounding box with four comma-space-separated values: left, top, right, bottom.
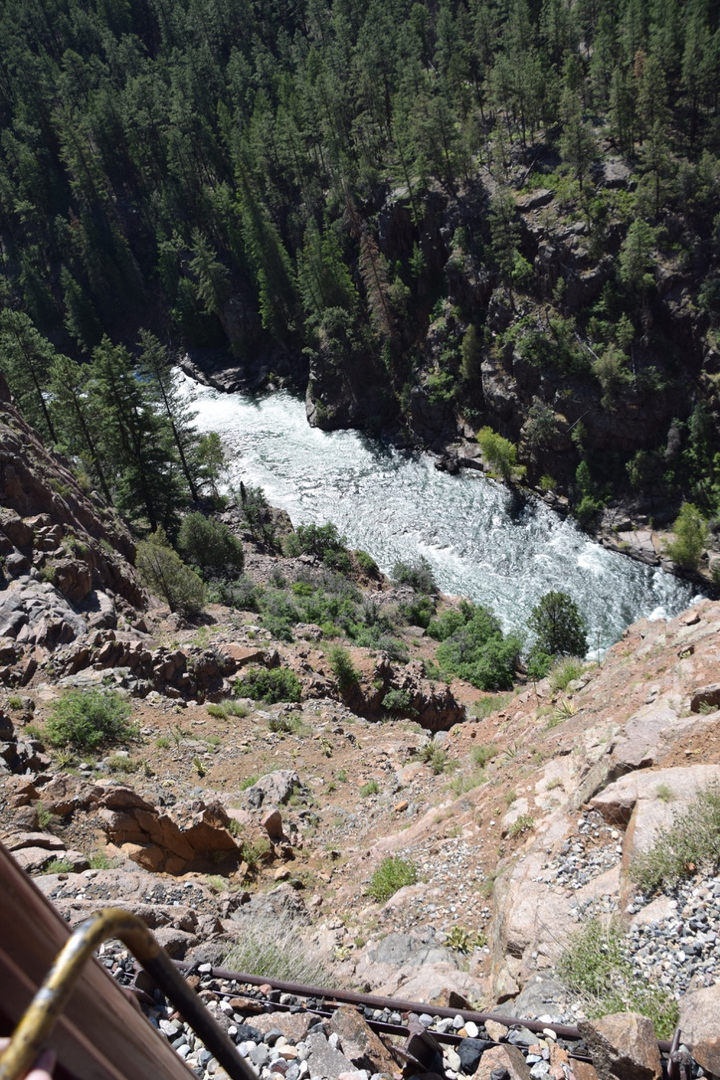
323, 548, 352, 573
89, 852, 116, 870
328, 645, 359, 693
630, 782, 720, 892
526, 650, 553, 682
508, 813, 535, 838
206, 704, 228, 719
355, 550, 379, 575
469, 694, 513, 719
177, 512, 244, 577
449, 770, 486, 795
284, 522, 348, 564
360, 779, 379, 797
224, 700, 249, 718
557, 918, 678, 1038
428, 748, 451, 774
257, 588, 300, 641
216, 576, 259, 612
367, 856, 418, 902
398, 594, 436, 628
43, 858, 74, 874
234, 667, 301, 704
267, 713, 305, 735
46, 688, 135, 751
107, 754, 139, 774
435, 603, 520, 690
137, 528, 206, 616
381, 688, 416, 715
7, 695, 23, 710
427, 606, 469, 641
351, 627, 409, 662
391, 556, 438, 594
664, 502, 709, 570
477, 426, 518, 480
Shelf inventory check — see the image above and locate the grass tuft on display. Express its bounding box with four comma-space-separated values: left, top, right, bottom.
557, 917, 678, 1038
367, 856, 418, 902
223, 917, 332, 984
508, 813, 534, 838
549, 657, 585, 692
631, 782, 720, 892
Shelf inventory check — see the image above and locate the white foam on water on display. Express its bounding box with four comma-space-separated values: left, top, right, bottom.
178, 371, 697, 651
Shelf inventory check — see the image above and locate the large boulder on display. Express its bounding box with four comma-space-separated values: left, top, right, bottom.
97, 786, 243, 874
678, 983, 720, 1076
578, 1014, 662, 1080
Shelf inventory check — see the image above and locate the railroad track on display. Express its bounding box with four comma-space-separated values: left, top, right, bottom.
157, 961, 688, 1078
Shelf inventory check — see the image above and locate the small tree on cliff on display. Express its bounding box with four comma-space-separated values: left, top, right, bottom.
136, 528, 206, 617
528, 591, 588, 658
664, 502, 708, 570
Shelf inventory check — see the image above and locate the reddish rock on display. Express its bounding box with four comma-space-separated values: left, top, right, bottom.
329, 1005, 401, 1074
262, 807, 284, 839
0, 513, 33, 548
220, 644, 267, 668
40, 775, 103, 815
472, 1044, 533, 1080
578, 1014, 662, 1080
12, 846, 65, 872
3, 831, 66, 852
678, 983, 720, 1077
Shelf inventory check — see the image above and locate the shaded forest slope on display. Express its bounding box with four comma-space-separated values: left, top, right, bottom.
0, 0, 719, 527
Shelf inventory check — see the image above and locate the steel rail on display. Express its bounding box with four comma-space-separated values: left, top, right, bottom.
176, 961, 675, 1053
182, 987, 595, 1062
0, 910, 256, 1080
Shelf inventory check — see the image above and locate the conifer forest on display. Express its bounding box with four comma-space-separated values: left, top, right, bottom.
0, 0, 719, 534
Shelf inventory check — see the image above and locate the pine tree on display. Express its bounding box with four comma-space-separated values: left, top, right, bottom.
47, 353, 113, 505
88, 337, 184, 531
137, 330, 201, 501
0, 309, 58, 441
559, 83, 596, 189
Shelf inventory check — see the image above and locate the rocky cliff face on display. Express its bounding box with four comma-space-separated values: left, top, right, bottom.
295, 158, 717, 532
0, 373, 146, 679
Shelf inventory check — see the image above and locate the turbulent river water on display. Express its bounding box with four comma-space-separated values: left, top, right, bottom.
180, 373, 698, 654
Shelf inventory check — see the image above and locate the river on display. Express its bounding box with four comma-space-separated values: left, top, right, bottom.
179, 373, 698, 654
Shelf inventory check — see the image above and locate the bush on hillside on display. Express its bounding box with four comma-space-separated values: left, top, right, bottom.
46, 688, 135, 751
557, 918, 678, 1038
664, 502, 709, 570
284, 522, 348, 564
177, 512, 244, 577
434, 601, 520, 690
428, 600, 475, 641
630, 783, 720, 892
328, 645, 359, 693
381, 688, 416, 715
366, 856, 418, 902
234, 666, 301, 704
137, 528, 206, 616
477, 426, 518, 480
391, 556, 438, 594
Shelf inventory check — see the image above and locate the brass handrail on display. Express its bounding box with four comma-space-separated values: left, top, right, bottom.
0, 908, 255, 1080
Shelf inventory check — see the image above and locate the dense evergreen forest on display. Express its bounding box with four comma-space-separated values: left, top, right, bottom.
0, 0, 719, 537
